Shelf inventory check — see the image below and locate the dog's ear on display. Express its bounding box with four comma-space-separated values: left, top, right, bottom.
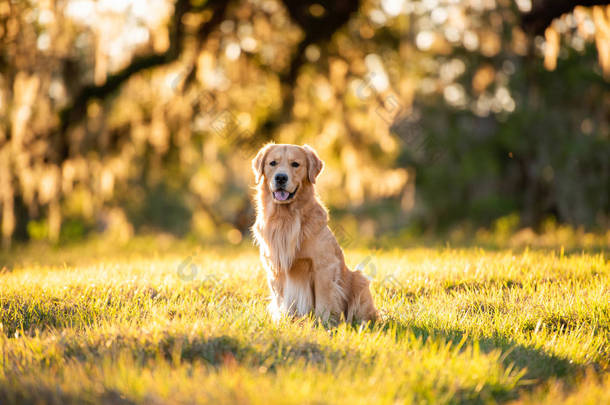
252, 143, 273, 183
303, 144, 323, 184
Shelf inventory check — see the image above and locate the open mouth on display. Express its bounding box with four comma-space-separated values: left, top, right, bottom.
272, 186, 298, 202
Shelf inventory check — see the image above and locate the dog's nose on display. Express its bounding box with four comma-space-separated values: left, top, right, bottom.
274, 173, 288, 185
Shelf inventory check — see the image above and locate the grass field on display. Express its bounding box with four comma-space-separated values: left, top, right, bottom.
0, 237, 609, 404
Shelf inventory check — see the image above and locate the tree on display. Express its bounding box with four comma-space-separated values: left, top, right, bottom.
0, 0, 608, 247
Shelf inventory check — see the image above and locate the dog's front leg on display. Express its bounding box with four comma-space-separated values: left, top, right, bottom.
281, 258, 314, 317
267, 269, 285, 321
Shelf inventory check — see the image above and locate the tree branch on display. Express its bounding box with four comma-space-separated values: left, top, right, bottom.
257, 0, 361, 139
182, 0, 230, 90
59, 0, 190, 134
56, 0, 231, 160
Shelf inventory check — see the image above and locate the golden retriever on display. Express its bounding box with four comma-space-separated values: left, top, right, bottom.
251, 143, 377, 323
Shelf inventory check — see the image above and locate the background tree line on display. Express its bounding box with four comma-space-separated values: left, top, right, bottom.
0, 0, 608, 247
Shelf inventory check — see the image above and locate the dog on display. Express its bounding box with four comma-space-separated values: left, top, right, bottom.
251, 143, 377, 323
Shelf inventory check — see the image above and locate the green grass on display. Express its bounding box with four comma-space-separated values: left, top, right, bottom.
0, 238, 608, 404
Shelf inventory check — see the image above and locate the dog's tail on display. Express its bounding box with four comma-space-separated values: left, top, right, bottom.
345, 269, 378, 323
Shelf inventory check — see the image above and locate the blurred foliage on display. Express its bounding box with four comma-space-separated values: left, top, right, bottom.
0, 0, 608, 247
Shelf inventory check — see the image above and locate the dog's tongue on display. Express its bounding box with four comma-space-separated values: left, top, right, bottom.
274, 190, 290, 201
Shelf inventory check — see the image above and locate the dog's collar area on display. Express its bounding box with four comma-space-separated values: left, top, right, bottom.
272, 185, 298, 202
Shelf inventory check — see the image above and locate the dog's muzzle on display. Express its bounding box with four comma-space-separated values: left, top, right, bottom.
273, 186, 298, 201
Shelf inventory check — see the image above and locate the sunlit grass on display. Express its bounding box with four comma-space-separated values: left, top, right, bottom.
0, 239, 608, 404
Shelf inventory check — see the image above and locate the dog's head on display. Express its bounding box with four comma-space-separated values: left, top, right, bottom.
252, 144, 323, 204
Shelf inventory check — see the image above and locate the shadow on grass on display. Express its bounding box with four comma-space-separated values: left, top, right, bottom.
0, 388, 136, 405
4, 305, 584, 382
2, 320, 591, 405
4, 329, 353, 371
376, 319, 584, 397
0, 296, 140, 338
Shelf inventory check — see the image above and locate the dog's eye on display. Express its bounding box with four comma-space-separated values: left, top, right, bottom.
269, 161, 277, 166
291, 162, 300, 168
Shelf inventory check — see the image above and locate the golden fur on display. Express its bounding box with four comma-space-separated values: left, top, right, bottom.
251, 143, 377, 322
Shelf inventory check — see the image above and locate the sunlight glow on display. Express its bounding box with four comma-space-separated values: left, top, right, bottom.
381, 0, 403, 17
